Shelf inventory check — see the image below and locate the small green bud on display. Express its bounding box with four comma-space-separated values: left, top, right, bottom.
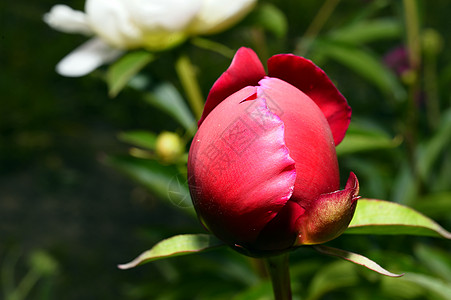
422, 29, 443, 57
155, 132, 184, 164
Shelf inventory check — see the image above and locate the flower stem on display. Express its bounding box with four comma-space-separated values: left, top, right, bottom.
264, 253, 292, 300
175, 54, 204, 120
402, 0, 421, 187
190, 37, 234, 58
296, 0, 341, 56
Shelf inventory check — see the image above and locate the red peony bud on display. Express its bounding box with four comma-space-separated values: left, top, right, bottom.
188, 47, 359, 256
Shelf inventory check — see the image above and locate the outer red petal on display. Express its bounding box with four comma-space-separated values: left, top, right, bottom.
188, 86, 296, 248
253, 200, 306, 253
267, 54, 351, 145
198, 47, 266, 127
258, 77, 340, 208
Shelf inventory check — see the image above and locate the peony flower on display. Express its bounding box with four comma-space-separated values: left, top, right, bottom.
44, 0, 257, 77
187, 48, 359, 256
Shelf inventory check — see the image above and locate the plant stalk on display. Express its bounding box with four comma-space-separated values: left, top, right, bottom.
402, 0, 422, 187
264, 253, 292, 300
296, 0, 341, 56
175, 54, 204, 120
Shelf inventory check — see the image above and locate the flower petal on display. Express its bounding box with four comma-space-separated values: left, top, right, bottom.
267, 54, 351, 145
258, 77, 340, 207
253, 200, 306, 253
127, 0, 202, 32
189, 0, 257, 35
56, 38, 123, 77
44, 5, 93, 35
188, 86, 296, 248
296, 172, 359, 245
86, 0, 142, 49
198, 47, 266, 127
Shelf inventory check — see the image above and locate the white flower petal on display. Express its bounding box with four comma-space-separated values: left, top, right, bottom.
190, 0, 257, 34
44, 4, 93, 35
126, 0, 202, 32
85, 0, 142, 49
56, 38, 123, 77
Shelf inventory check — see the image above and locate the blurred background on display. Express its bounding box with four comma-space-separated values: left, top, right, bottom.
1, 0, 451, 299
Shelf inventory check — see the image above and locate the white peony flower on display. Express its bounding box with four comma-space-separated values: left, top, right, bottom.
44, 0, 257, 77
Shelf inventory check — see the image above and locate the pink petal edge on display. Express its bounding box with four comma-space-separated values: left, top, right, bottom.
267, 54, 351, 145
198, 47, 266, 127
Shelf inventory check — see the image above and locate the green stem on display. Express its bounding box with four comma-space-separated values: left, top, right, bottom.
264, 253, 292, 300
424, 51, 440, 130
403, 0, 421, 70
8, 269, 41, 300
175, 54, 204, 120
190, 37, 234, 58
296, 0, 341, 56
251, 27, 269, 63
402, 0, 421, 183
2, 248, 20, 299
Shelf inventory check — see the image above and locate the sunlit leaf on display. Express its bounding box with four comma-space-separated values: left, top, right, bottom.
313, 245, 403, 278
118, 234, 225, 269
117, 130, 157, 150
144, 83, 197, 136
107, 51, 154, 97
105, 155, 195, 214
345, 199, 451, 239
329, 19, 401, 44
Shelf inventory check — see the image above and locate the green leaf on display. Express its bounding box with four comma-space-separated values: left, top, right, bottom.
305, 260, 359, 300
381, 273, 426, 299
329, 19, 401, 45
391, 161, 418, 205
312, 245, 403, 278
144, 83, 197, 137
314, 40, 405, 101
118, 234, 225, 269
345, 199, 451, 239
233, 282, 272, 300
417, 109, 451, 180
412, 192, 451, 219
247, 3, 288, 38
105, 155, 195, 213
415, 244, 451, 282
337, 124, 401, 156
117, 130, 157, 150
107, 51, 155, 97
399, 273, 451, 300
